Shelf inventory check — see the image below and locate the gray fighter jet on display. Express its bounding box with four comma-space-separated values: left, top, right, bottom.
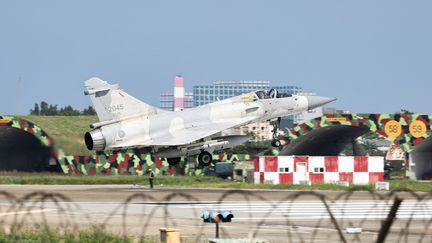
84, 77, 335, 165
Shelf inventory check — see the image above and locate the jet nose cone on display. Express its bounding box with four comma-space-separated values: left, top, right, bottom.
306, 96, 336, 110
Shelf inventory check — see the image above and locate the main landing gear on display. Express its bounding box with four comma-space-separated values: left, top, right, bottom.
198, 151, 213, 166
166, 151, 213, 167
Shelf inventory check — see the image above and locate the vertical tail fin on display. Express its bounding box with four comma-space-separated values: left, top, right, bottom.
84, 77, 164, 122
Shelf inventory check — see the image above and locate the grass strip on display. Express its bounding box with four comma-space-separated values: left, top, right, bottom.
0, 173, 431, 192
19, 115, 98, 156
0, 228, 158, 243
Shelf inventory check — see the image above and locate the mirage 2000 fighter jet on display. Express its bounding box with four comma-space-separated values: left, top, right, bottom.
84, 77, 335, 165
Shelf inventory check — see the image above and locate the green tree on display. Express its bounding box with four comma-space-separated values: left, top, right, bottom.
29, 102, 98, 116
30, 103, 40, 115
82, 106, 96, 115
40, 101, 49, 115
47, 104, 58, 115
399, 109, 414, 114
59, 106, 81, 116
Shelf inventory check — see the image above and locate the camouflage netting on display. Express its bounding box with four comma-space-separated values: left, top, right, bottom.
0, 116, 60, 172
276, 114, 432, 177
60, 148, 250, 176
280, 114, 431, 153
1, 114, 431, 175
1, 116, 56, 148
0, 116, 250, 175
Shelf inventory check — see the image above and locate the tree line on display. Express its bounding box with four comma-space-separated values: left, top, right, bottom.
30, 101, 96, 116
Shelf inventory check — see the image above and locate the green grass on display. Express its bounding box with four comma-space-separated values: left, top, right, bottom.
0, 227, 158, 243
19, 115, 98, 156
0, 173, 431, 192
389, 179, 432, 192
0, 173, 223, 186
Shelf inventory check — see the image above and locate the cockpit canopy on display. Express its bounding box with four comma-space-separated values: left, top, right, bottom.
255, 88, 293, 99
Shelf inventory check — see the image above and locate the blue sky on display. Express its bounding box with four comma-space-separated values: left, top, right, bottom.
1, 1, 431, 115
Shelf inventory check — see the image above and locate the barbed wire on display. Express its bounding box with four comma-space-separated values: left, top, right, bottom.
0, 190, 431, 242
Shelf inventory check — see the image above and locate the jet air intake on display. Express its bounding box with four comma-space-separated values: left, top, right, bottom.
84, 129, 106, 151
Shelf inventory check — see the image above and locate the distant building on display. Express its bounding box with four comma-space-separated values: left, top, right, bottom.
192, 80, 304, 136
294, 107, 351, 126
160, 92, 193, 111
322, 107, 351, 115
174, 75, 185, 111
161, 79, 303, 112
295, 108, 324, 125
222, 121, 274, 142
160, 92, 174, 111
159, 78, 309, 140
159, 75, 193, 111
193, 80, 302, 107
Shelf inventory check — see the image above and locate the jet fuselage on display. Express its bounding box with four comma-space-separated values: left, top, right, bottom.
83, 77, 336, 164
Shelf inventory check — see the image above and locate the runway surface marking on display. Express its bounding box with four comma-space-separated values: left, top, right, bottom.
1, 199, 430, 242
135, 200, 432, 220
2, 200, 431, 221
0, 208, 56, 216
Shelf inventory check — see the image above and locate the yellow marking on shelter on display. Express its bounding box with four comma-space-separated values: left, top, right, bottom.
384, 120, 402, 138
325, 117, 347, 122
409, 120, 427, 138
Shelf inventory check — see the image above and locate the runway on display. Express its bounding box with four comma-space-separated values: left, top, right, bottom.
0, 185, 431, 242
153, 200, 432, 220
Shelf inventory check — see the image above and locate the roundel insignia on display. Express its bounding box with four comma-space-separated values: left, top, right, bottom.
118, 130, 126, 138
409, 120, 427, 138
384, 120, 402, 138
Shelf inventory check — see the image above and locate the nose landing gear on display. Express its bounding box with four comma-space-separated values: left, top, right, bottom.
271, 139, 281, 148
271, 117, 282, 148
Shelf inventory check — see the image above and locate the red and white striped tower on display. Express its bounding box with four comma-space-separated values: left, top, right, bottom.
174, 75, 185, 111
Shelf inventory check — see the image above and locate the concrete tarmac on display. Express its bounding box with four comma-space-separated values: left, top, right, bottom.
0, 185, 431, 243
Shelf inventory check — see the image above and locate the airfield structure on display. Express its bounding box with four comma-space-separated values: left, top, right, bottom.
0, 114, 431, 181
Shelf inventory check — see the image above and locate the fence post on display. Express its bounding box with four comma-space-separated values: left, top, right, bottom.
376, 197, 403, 243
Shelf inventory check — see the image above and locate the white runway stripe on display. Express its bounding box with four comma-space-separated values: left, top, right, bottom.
3, 200, 431, 221
0, 208, 56, 216
159, 200, 432, 220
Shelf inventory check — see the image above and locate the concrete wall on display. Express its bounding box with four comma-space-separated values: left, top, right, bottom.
254, 156, 384, 185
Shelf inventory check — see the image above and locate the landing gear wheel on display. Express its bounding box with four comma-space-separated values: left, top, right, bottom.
271, 117, 282, 140
198, 151, 213, 166
271, 140, 281, 148
167, 157, 181, 166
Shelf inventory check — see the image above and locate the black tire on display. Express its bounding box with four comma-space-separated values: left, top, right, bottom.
167, 157, 181, 166
198, 151, 213, 166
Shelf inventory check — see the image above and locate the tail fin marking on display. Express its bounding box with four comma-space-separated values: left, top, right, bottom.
84, 77, 164, 122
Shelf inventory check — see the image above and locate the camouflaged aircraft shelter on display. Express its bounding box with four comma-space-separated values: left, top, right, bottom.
0, 116, 251, 176
278, 114, 432, 180
0, 114, 431, 180
0, 116, 60, 172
